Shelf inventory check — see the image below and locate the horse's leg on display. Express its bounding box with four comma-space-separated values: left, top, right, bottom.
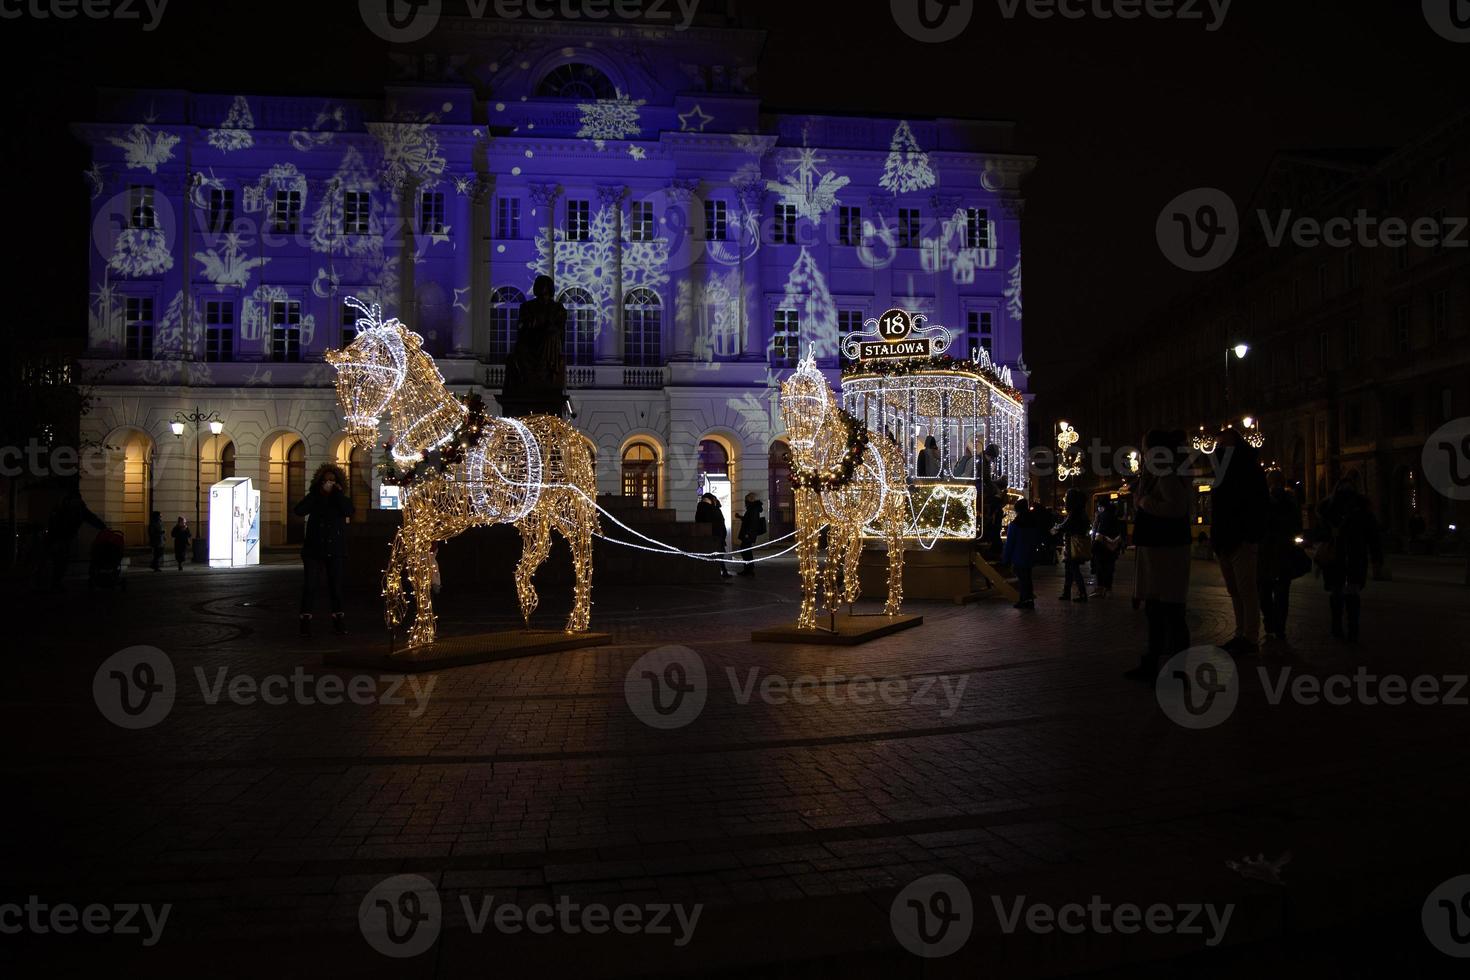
403, 526, 438, 648
842, 525, 863, 607
514, 517, 554, 629
795, 488, 820, 630
556, 499, 595, 634
382, 527, 409, 635
884, 482, 906, 616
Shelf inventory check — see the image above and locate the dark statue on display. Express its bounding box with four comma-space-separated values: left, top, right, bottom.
499, 275, 569, 418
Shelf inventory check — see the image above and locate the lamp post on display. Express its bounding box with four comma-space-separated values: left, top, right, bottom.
1225, 343, 1249, 412
172, 407, 223, 564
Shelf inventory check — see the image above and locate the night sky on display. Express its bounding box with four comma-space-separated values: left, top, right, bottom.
2, 0, 1465, 393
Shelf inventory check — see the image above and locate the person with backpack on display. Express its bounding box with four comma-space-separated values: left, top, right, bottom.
1315, 470, 1384, 642
1002, 497, 1042, 609
735, 493, 766, 577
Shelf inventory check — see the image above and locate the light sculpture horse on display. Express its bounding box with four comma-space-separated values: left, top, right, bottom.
780, 355, 907, 629
326, 300, 597, 647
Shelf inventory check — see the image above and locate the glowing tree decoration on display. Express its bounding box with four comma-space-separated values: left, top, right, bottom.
327, 300, 598, 648
1056, 421, 1084, 482
780, 355, 908, 629
879, 120, 935, 194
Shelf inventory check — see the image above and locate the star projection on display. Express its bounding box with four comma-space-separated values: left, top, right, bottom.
879, 120, 936, 194
576, 90, 645, 149
206, 96, 255, 152
767, 146, 850, 221
526, 205, 669, 328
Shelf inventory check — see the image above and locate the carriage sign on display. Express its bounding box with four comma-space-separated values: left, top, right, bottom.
843, 308, 954, 362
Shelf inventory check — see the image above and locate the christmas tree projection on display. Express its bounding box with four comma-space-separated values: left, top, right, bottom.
206, 96, 255, 152
309, 146, 382, 258
1005, 251, 1023, 322
780, 248, 838, 360
879, 120, 936, 195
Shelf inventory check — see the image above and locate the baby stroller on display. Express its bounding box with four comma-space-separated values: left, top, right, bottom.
88, 528, 127, 590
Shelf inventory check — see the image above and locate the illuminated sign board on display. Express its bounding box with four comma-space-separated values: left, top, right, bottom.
841, 308, 953, 363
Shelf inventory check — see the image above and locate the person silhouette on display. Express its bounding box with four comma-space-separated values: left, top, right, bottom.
501, 275, 568, 416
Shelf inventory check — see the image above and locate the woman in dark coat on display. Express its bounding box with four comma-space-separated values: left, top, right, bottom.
1089, 497, 1124, 598
735, 493, 766, 577
1125, 430, 1193, 680
295, 463, 356, 636
1002, 498, 1042, 609
1315, 471, 1383, 642
695, 492, 731, 580
170, 517, 191, 571
1257, 469, 1301, 642
1056, 487, 1092, 602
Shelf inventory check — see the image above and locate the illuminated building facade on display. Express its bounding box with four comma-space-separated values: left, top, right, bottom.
75, 16, 1033, 546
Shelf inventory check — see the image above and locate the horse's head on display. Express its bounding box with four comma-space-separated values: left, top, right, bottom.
779, 354, 831, 469
326, 298, 408, 454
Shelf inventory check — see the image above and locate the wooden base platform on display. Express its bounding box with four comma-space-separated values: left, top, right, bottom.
324, 630, 611, 672
751, 613, 923, 645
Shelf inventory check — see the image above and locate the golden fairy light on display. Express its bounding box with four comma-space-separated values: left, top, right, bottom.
781, 355, 907, 629
328, 300, 597, 648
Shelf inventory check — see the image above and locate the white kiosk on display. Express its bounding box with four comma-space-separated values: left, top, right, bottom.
208, 477, 262, 567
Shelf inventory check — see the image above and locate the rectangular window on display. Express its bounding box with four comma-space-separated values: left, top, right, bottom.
628, 200, 654, 242
771, 309, 799, 367
419, 191, 445, 236
838, 206, 861, 247
567, 199, 591, 241
341, 301, 359, 347
1431, 207, 1447, 256
270, 300, 302, 363
1433, 289, 1449, 341
1346, 402, 1364, 441
965, 207, 991, 249
343, 191, 371, 235
205, 300, 234, 363
772, 203, 797, 244
128, 185, 155, 229
704, 199, 727, 241
897, 208, 920, 248
837, 309, 864, 360
1345, 318, 1361, 363
272, 189, 302, 234
496, 197, 521, 239
124, 297, 154, 359
966, 310, 994, 357
207, 189, 235, 235
1394, 304, 1411, 353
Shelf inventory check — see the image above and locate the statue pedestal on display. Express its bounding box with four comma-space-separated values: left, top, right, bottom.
495, 390, 568, 419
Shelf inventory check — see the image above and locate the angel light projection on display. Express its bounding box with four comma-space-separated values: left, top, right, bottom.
327, 299, 598, 648
780, 355, 908, 629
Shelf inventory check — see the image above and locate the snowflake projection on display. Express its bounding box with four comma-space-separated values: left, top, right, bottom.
309, 146, 382, 257
108, 227, 173, 277
194, 233, 271, 291
779, 247, 838, 361
206, 96, 255, 152
83, 163, 105, 200
452, 174, 475, 196
106, 123, 180, 173
526, 205, 669, 330
288, 102, 346, 152
678, 269, 751, 360
920, 208, 993, 284
244, 163, 306, 216
628, 145, 646, 161
368, 115, 447, 189
576, 90, 645, 150
879, 120, 936, 194
1005, 251, 1023, 321
767, 146, 850, 222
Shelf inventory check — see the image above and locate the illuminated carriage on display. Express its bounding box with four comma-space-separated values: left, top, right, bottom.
839, 309, 1028, 543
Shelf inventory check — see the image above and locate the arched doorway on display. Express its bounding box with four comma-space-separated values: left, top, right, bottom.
286, 442, 305, 543
697, 437, 734, 543
199, 435, 236, 521
621, 441, 660, 508
768, 439, 794, 540
107, 430, 154, 546
264, 432, 305, 546
333, 437, 373, 517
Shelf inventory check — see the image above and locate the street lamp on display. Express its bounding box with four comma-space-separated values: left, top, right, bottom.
172, 407, 223, 564
1225, 343, 1249, 411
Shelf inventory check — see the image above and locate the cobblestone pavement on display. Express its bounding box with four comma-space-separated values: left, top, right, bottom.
3, 549, 1470, 977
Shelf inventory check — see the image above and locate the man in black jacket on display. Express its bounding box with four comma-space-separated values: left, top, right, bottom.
1211, 429, 1269, 654
295, 463, 355, 636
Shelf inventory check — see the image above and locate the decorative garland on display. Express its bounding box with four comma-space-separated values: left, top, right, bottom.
842, 353, 1023, 403
788, 406, 871, 491
378, 392, 490, 488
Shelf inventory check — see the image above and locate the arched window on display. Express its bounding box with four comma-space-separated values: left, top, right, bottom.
623, 287, 662, 366
489, 286, 524, 364
349, 446, 372, 514
559, 287, 596, 366
697, 439, 729, 479
536, 63, 617, 100
285, 440, 306, 545
621, 442, 659, 508
220, 441, 236, 481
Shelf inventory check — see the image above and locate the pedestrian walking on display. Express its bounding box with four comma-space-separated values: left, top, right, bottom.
147, 511, 165, 572
1090, 496, 1124, 598
1125, 430, 1193, 680
1056, 487, 1092, 602
294, 463, 355, 636
170, 517, 192, 571
735, 493, 766, 576
1210, 427, 1269, 654
1002, 498, 1041, 609
1257, 468, 1301, 644
695, 492, 731, 579
1314, 471, 1384, 643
